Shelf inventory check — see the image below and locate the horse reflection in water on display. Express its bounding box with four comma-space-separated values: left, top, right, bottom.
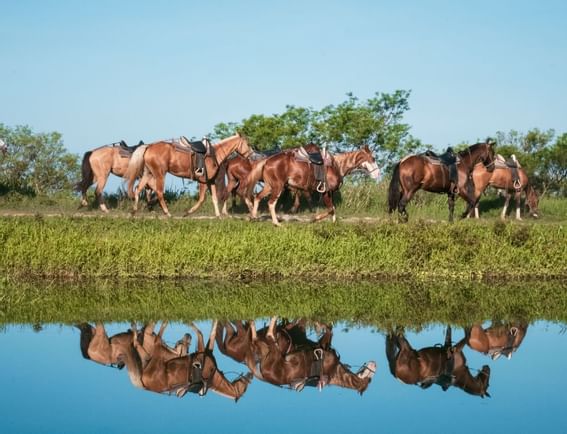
386, 327, 491, 398
216, 318, 376, 394
77, 321, 251, 401
463, 321, 528, 360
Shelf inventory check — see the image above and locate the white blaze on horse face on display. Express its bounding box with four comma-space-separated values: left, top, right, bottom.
361, 161, 381, 180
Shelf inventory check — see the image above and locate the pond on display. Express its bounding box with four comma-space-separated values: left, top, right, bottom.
1, 319, 566, 434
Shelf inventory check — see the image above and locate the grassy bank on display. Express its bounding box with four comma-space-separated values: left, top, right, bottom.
0, 216, 565, 279
1, 278, 566, 327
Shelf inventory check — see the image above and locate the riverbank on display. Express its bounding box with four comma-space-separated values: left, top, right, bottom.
0, 216, 565, 280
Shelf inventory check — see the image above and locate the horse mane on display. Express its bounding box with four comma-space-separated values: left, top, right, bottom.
214, 134, 240, 146
457, 142, 485, 157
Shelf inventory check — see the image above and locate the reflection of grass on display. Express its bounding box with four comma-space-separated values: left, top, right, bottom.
1, 216, 565, 279
1, 278, 566, 327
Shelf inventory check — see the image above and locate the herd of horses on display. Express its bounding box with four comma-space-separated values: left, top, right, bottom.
75, 134, 540, 224
77, 319, 528, 401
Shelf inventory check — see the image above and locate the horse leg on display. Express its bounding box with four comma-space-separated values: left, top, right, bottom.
501, 193, 511, 220
94, 175, 109, 213
188, 323, 205, 352
249, 320, 258, 341
305, 191, 314, 212
397, 181, 418, 223
514, 190, 522, 221
209, 183, 221, 217
175, 333, 191, 356
154, 173, 171, 217
157, 321, 168, 338
267, 187, 283, 226
290, 189, 301, 214
252, 183, 272, 219
447, 193, 456, 223
186, 183, 207, 215
266, 317, 278, 341
207, 320, 219, 351
132, 172, 150, 214
313, 191, 335, 223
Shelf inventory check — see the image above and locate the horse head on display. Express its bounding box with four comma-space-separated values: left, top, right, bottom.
235, 131, 254, 159
459, 139, 495, 172
525, 184, 541, 218
358, 145, 381, 180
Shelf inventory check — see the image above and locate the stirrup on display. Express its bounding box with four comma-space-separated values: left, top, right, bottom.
513, 179, 522, 191
194, 168, 204, 176
316, 182, 326, 193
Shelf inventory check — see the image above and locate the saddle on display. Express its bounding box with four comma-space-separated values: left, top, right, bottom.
173, 136, 215, 178
293, 146, 328, 193
116, 140, 144, 157
290, 348, 328, 392
495, 154, 522, 191
424, 147, 459, 193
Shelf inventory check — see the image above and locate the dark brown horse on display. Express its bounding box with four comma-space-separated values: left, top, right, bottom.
386, 327, 491, 398
75, 141, 146, 212
463, 160, 540, 220
246, 145, 380, 226
463, 322, 528, 360
124, 134, 253, 217
138, 320, 252, 400
388, 141, 496, 222
219, 317, 376, 394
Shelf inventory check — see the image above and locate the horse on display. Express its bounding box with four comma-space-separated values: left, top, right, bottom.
138, 320, 252, 401
245, 145, 380, 226
463, 322, 528, 360
386, 327, 491, 398
75, 140, 146, 212
124, 133, 253, 217
463, 161, 540, 220
388, 141, 496, 222
76, 321, 190, 389
238, 317, 376, 394
0, 138, 7, 155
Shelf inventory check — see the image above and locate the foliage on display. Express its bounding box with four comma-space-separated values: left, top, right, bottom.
208, 91, 424, 171
1, 278, 566, 327
494, 128, 567, 196
0, 217, 565, 280
0, 124, 79, 196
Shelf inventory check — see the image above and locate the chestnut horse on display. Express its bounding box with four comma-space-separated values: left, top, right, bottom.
386, 327, 491, 398
388, 141, 495, 222
462, 162, 540, 220
246, 145, 380, 226
217, 318, 376, 394
463, 322, 528, 360
124, 133, 253, 217
139, 320, 252, 400
75, 141, 146, 212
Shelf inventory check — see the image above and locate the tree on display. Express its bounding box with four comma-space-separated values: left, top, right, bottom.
209, 90, 423, 170
0, 124, 79, 195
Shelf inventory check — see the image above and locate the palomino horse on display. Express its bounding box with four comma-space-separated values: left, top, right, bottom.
388, 141, 496, 222
462, 161, 540, 220
386, 327, 491, 398
75, 141, 146, 212
124, 133, 253, 217
246, 145, 380, 226
76, 321, 190, 389
138, 320, 252, 400
218, 318, 376, 394
463, 322, 528, 360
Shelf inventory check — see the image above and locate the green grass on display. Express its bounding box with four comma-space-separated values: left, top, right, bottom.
1, 278, 565, 327
0, 216, 565, 280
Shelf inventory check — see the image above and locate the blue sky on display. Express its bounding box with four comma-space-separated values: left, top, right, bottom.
1, 0, 566, 156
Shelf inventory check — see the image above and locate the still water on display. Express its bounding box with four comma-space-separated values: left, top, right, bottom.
1, 320, 565, 434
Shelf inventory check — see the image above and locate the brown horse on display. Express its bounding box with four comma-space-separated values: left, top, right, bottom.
231, 318, 376, 394
124, 133, 253, 217
386, 327, 491, 398
139, 320, 252, 400
462, 161, 540, 220
75, 141, 146, 212
246, 145, 380, 226
388, 141, 496, 222
464, 322, 528, 360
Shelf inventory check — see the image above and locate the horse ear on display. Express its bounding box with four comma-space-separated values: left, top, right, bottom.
363, 144, 370, 151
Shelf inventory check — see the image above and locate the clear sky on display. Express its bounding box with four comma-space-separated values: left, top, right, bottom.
1, 0, 566, 156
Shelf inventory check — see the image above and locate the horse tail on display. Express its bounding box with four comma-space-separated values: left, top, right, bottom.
245, 158, 268, 199
388, 162, 401, 213
75, 323, 94, 360
124, 145, 148, 198
74, 151, 94, 193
